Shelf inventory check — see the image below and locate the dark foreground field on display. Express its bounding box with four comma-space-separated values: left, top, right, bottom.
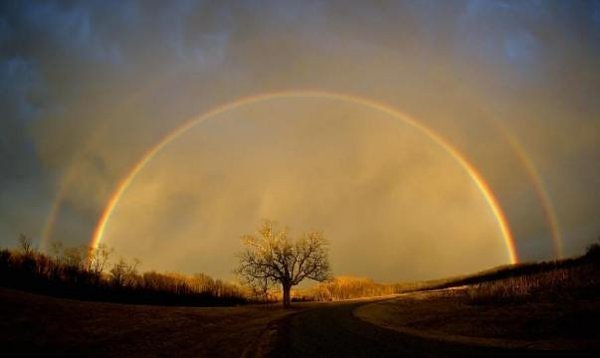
355, 289, 600, 352
0, 287, 290, 357
2, 287, 598, 357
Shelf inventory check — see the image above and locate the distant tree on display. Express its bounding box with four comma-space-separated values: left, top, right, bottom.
86, 243, 114, 275
235, 220, 331, 308
250, 276, 271, 304
50, 241, 64, 262
62, 245, 88, 270
584, 236, 600, 261
18, 234, 34, 257
17, 234, 36, 276
110, 257, 141, 288
49, 241, 113, 276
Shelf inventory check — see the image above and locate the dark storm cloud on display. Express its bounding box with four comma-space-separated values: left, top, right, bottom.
0, 0, 599, 279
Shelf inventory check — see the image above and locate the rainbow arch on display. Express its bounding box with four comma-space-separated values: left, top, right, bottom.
90, 90, 519, 263
39, 70, 182, 252
496, 123, 563, 258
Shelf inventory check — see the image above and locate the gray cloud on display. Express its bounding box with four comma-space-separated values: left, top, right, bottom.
1, 0, 599, 281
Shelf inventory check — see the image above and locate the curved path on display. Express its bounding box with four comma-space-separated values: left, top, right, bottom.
267, 300, 578, 358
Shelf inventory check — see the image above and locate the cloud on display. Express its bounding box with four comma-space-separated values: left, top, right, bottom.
0, 0, 599, 280
103, 99, 509, 281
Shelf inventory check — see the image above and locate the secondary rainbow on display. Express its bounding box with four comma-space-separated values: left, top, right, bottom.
39, 69, 181, 251
90, 90, 519, 263
496, 123, 563, 258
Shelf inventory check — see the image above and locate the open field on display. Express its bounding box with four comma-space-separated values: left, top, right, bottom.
0, 287, 292, 357
3, 285, 598, 357
2, 254, 599, 356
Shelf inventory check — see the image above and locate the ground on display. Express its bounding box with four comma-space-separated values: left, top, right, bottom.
1, 287, 598, 357
0, 288, 289, 357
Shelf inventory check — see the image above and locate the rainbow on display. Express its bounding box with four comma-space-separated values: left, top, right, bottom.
40, 182, 66, 252
39, 70, 179, 251
89, 90, 519, 263
498, 125, 563, 258
40, 148, 92, 253
39, 122, 110, 253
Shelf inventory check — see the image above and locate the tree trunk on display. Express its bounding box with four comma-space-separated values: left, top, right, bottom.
282, 283, 291, 308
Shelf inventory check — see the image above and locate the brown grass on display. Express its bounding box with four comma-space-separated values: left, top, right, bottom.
0, 287, 294, 357
466, 261, 600, 305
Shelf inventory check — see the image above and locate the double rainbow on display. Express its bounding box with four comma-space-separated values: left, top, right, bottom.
87, 90, 519, 263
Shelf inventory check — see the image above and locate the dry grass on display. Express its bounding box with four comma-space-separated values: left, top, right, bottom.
466, 262, 600, 304
306, 276, 397, 301
0, 287, 294, 357
466, 261, 599, 305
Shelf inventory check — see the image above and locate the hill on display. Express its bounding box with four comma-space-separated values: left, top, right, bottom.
355, 252, 600, 351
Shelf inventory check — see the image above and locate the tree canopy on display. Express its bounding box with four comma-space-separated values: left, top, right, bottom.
236, 220, 330, 307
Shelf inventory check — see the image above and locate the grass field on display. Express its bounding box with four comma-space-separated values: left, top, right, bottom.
0, 287, 293, 357
2, 249, 599, 355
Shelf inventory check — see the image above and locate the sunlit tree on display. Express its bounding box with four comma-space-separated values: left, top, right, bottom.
236, 220, 331, 308
86, 243, 113, 275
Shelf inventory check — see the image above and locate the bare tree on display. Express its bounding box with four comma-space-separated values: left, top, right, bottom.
236, 220, 331, 308
62, 246, 88, 269
86, 243, 114, 275
50, 241, 64, 262
18, 234, 34, 257
110, 258, 140, 288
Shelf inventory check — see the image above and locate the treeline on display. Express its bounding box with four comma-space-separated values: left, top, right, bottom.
308, 276, 397, 301
0, 235, 247, 306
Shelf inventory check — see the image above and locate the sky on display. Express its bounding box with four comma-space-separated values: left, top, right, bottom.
1, 0, 599, 282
